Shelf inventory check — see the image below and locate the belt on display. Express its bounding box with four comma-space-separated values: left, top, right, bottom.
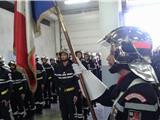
1, 89, 9, 95
19, 87, 23, 91
48, 76, 52, 80
64, 87, 75, 92
37, 77, 43, 81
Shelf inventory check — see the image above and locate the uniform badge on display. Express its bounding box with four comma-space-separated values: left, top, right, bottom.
128, 110, 141, 120
125, 93, 146, 103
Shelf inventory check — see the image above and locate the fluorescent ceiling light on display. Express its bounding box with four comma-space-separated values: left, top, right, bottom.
64, 0, 90, 5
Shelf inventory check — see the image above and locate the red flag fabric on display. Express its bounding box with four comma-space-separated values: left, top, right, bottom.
14, 1, 37, 93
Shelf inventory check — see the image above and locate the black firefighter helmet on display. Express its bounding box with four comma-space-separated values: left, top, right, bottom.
0, 56, 4, 66
8, 60, 16, 67
100, 26, 152, 73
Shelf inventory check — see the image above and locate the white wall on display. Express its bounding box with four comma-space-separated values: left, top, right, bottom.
61, 11, 102, 53
61, 1, 121, 62
0, 8, 14, 63
0, 8, 57, 64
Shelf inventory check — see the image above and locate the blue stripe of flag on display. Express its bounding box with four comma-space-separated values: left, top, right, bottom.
31, 1, 55, 22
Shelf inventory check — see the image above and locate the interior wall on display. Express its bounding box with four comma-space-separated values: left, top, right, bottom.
61, 11, 102, 53
0, 8, 56, 64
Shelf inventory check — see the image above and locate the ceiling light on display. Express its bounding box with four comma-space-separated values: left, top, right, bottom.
64, 0, 90, 5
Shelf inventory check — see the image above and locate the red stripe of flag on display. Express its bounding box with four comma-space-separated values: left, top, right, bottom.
14, 1, 37, 93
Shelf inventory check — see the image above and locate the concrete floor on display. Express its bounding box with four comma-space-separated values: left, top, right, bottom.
34, 104, 61, 120
34, 103, 111, 120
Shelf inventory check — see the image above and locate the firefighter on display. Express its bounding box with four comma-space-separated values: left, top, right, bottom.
83, 52, 90, 70
90, 54, 98, 77
0, 57, 12, 120
41, 56, 54, 108
50, 58, 57, 104
94, 26, 160, 120
95, 53, 102, 81
35, 56, 46, 114
54, 50, 80, 120
8, 60, 26, 120
83, 53, 97, 76
75, 51, 84, 120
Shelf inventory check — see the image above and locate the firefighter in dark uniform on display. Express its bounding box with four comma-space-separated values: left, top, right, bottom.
96, 53, 102, 81
74, 51, 84, 120
50, 58, 57, 104
35, 56, 46, 114
41, 56, 54, 108
95, 26, 160, 120
0, 57, 12, 120
76, 51, 90, 120
83, 53, 97, 75
90, 54, 98, 76
8, 61, 26, 120
54, 50, 80, 120
82, 53, 90, 70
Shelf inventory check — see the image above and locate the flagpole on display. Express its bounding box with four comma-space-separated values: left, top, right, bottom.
55, 6, 97, 120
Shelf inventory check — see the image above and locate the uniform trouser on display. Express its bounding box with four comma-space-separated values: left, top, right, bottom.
35, 82, 43, 112
10, 91, 24, 119
24, 90, 35, 119
75, 93, 83, 120
51, 81, 57, 103
82, 97, 89, 120
0, 100, 11, 120
44, 80, 51, 107
59, 92, 75, 120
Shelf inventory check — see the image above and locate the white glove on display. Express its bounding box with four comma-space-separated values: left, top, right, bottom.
72, 63, 82, 75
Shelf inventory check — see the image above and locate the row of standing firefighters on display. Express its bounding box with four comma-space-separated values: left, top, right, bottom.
1, 26, 160, 120
0, 50, 102, 120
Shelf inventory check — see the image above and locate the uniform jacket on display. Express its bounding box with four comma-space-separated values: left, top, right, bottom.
54, 61, 80, 96
42, 63, 54, 82
10, 70, 26, 94
36, 62, 46, 84
96, 72, 159, 120
0, 66, 12, 101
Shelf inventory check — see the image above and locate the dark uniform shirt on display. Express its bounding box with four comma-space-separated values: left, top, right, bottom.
11, 70, 26, 94
96, 72, 159, 120
0, 66, 12, 101
42, 63, 54, 82
36, 62, 46, 84
54, 61, 79, 96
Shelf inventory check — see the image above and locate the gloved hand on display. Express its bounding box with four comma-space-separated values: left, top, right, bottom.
72, 63, 82, 75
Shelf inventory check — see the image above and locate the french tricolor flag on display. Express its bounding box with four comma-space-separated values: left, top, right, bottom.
14, 1, 55, 93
